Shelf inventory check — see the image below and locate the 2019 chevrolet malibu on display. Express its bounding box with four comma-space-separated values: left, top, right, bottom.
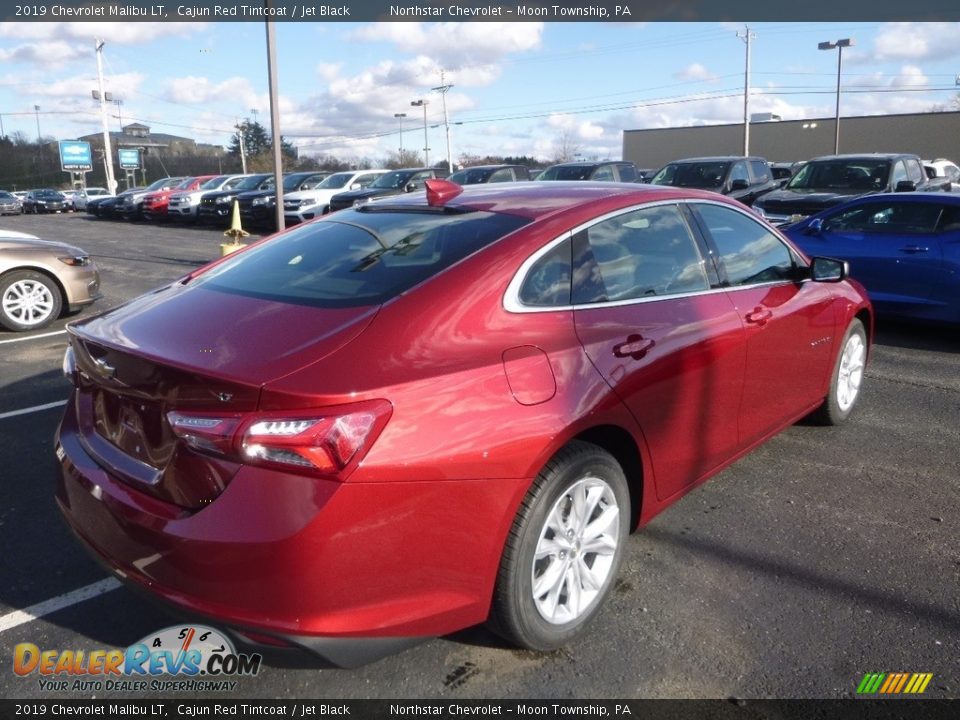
55, 180, 871, 666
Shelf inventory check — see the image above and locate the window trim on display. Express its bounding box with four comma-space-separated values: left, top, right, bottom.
503, 198, 791, 314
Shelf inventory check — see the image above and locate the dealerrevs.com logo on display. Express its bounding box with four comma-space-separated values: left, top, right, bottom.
14, 625, 262, 692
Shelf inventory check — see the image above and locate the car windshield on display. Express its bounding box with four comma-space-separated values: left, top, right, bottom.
449, 168, 495, 185
787, 160, 891, 191
283, 174, 314, 191
175, 178, 196, 190
537, 166, 594, 181
0, 192, 14, 199
234, 175, 270, 191
369, 171, 417, 190
146, 178, 176, 191
201, 176, 230, 189
317, 172, 356, 189
651, 162, 730, 189
36, 189, 63, 198
195, 208, 531, 308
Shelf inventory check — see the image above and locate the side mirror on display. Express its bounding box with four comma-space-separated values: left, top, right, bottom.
730, 179, 749, 191
895, 180, 916, 192
404, 182, 418, 193
804, 217, 824, 235
810, 256, 848, 283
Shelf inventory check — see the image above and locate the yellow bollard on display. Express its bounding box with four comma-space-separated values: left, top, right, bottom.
220, 199, 250, 256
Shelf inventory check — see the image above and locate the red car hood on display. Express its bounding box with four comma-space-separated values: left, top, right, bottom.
68, 280, 379, 387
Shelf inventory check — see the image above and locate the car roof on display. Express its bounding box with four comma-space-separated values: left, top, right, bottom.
547, 161, 632, 168
369, 180, 734, 220
664, 156, 768, 163
807, 154, 914, 162
832, 191, 960, 205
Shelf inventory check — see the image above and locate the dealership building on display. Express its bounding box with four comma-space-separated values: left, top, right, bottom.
622, 111, 960, 169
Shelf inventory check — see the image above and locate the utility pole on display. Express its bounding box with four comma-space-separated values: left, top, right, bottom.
737, 26, 756, 157
236, 122, 247, 173
265, 18, 284, 231
432, 71, 454, 173
115, 98, 124, 131
411, 99, 429, 167
95, 40, 117, 194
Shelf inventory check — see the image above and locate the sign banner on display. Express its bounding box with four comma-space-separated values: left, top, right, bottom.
119, 148, 141, 169
58, 140, 92, 172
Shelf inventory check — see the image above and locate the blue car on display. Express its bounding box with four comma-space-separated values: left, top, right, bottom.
783, 193, 960, 324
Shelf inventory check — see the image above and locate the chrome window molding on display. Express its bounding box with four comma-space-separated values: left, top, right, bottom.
503, 198, 805, 315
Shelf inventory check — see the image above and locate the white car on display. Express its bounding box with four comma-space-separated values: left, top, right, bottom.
923, 158, 960, 192
72, 188, 112, 211
168, 174, 249, 221
283, 169, 388, 224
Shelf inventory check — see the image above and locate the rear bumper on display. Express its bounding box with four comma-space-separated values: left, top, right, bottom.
55, 392, 524, 649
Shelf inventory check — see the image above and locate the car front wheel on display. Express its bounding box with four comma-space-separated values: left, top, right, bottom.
0, 270, 63, 331
489, 441, 630, 651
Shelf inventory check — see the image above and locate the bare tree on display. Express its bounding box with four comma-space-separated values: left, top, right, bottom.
552, 129, 582, 163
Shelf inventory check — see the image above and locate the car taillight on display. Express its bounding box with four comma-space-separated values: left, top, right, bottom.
166, 400, 391, 479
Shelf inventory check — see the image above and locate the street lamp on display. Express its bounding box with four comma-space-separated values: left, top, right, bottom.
411, 99, 429, 167
818, 38, 854, 154
394, 112, 407, 154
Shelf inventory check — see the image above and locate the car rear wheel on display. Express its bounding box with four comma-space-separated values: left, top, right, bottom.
489, 441, 629, 651
0, 270, 63, 331
812, 318, 866, 425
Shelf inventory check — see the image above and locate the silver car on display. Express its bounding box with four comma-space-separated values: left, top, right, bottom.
0, 232, 101, 331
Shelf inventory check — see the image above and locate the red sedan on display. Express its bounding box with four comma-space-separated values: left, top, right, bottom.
142, 175, 216, 221
56, 181, 871, 666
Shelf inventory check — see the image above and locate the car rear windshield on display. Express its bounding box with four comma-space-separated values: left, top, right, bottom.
787, 160, 891, 190
369, 171, 418, 190
652, 162, 730, 189
195, 208, 531, 308
538, 166, 595, 181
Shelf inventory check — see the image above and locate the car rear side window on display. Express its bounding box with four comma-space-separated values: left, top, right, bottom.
197, 209, 530, 308
693, 203, 796, 286
572, 204, 710, 304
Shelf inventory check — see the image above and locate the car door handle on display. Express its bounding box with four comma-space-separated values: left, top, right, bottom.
899, 245, 929, 254
745, 307, 773, 325
613, 335, 655, 360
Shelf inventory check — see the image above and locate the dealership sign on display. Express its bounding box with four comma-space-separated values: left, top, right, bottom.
119, 148, 141, 169
59, 141, 92, 172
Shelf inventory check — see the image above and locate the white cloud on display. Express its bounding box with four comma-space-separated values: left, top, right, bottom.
0, 21, 206, 45
348, 22, 543, 69
675, 63, 718, 83
0, 41, 87, 67
870, 22, 960, 62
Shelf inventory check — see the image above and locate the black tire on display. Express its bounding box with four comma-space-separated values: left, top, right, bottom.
489, 440, 630, 651
810, 318, 867, 425
0, 270, 63, 331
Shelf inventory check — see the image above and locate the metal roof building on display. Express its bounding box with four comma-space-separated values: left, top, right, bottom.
623, 111, 960, 169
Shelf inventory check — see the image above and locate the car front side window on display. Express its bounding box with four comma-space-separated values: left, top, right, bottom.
693, 203, 797, 286
572, 204, 710, 304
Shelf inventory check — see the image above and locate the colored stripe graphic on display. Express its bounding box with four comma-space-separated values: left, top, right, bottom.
857, 672, 932, 694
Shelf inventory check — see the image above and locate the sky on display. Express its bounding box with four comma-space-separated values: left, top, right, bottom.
0, 20, 958, 166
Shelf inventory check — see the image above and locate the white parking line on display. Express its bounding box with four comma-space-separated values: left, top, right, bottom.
0, 578, 123, 633
0, 400, 68, 421
0, 330, 66, 345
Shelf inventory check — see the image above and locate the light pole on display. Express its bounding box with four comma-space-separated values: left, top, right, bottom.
394, 112, 407, 155
818, 38, 854, 154
411, 99, 429, 167
432, 71, 454, 173
34, 105, 43, 184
